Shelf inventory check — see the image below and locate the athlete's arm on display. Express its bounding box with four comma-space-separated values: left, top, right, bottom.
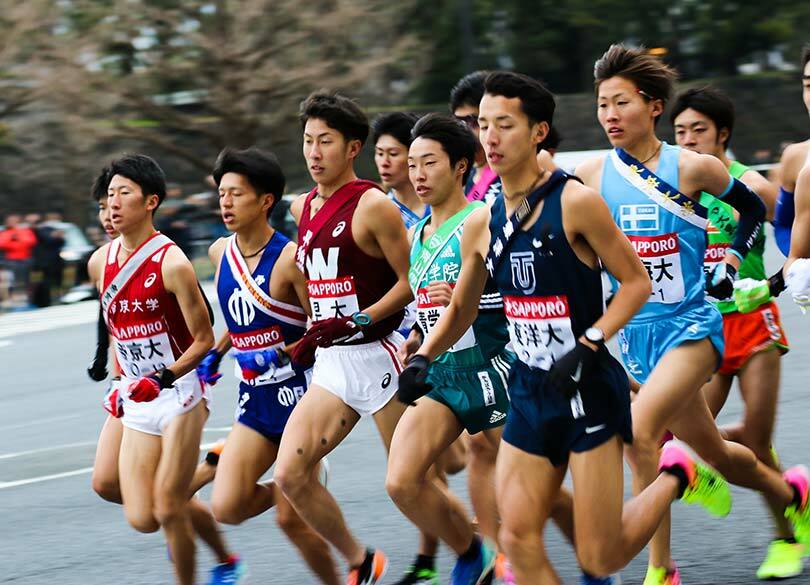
87, 245, 109, 293
787, 162, 810, 267
208, 237, 227, 286
279, 242, 312, 317
740, 169, 778, 222
778, 142, 808, 193
289, 193, 308, 227
574, 156, 605, 191
356, 191, 413, 323
417, 206, 490, 361
161, 247, 215, 378
564, 182, 651, 341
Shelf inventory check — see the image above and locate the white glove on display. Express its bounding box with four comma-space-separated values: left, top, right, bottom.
786, 258, 810, 313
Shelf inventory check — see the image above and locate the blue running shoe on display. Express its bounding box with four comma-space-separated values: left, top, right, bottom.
451, 537, 496, 585
207, 556, 247, 585
581, 572, 622, 584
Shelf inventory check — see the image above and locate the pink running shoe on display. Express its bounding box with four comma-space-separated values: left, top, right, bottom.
783, 465, 810, 545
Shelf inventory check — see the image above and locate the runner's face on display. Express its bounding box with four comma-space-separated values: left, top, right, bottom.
97, 198, 118, 238
107, 174, 157, 234
597, 76, 662, 148
673, 108, 725, 157
219, 172, 272, 232
303, 118, 357, 186
408, 137, 464, 207
803, 61, 810, 116
479, 93, 543, 178
454, 104, 486, 166
374, 134, 410, 191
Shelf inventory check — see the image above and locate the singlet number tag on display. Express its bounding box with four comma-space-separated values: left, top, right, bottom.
628, 233, 685, 304
503, 295, 575, 370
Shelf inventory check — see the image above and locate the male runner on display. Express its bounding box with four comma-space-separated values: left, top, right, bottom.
87, 154, 213, 585
272, 90, 413, 585
576, 45, 810, 585
401, 71, 730, 585
385, 113, 513, 585
194, 147, 340, 584
670, 86, 801, 579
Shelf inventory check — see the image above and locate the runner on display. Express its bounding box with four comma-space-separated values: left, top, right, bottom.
385, 113, 513, 585
372, 112, 464, 585
87, 165, 244, 585
272, 90, 413, 585
195, 147, 339, 584
670, 86, 801, 579
401, 71, 731, 585
576, 44, 810, 584
86, 154, 214, 585
784, 155, 810, 309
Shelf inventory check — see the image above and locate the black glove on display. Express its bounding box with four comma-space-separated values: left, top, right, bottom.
397, 355, 432, 406
767, 268, 786, 297
547, 342, 599, 399
87, 353, 108, 382
706, 262, 737, 300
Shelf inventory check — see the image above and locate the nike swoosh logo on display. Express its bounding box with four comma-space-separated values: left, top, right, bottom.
570, 362, 583, 383
585, 424, 606, 434
532, 238, 543, 248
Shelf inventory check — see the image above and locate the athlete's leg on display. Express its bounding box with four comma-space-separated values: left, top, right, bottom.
187, 497, 231, 564
210, 422, 278, 524
118, 428, 161, 534
153, 401, 209, 585
386, 398, 473, 554
438, 436, 468, 476
92, 415, 123, 503
274, 384, 364, 565
276, 487, 341, 585
702, 371, 734, 419
371, 394, 408, 452
466, 428, 501, 544
496, 441, 566, 584
549, 488, 575, 544
570, 436, 679, 576
189, 455, 217, 494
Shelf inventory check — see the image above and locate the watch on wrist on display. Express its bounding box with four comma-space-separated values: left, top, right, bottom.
584, 327, 605, 348
351, 312, 372, 328
157, 368, 177, 389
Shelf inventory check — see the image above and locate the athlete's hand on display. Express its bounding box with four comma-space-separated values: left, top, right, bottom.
397, 355, 432, 406
102, 378, 124, 418
397, 331, 422, 365
733, 278, 770, 313
127, 375, 162, 403
307, 316, 363, 347
427, 282, 453, 307
235, 348, 288, 380
787, 258, 810, 313
87, 354, 108, 382
196, 349, 223, 385
547, 342, 598, 399
289, 336, 318, 368
706, 262, 737, 300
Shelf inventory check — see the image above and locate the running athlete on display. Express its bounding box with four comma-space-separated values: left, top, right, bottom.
372, 112, 464, 585
576, 45, 810, 585
87, 165, 244, 585
670, 86, 801, 579
86, 154, 214, 585
784, 156, 810, 308
402, 71, 730, 585
386, 113, 513, 585
272, 90, 413, 585
194, 147, 340, 584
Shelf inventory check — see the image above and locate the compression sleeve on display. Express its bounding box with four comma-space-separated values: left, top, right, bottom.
774, 187, 795, 227
717, 177, 766, 261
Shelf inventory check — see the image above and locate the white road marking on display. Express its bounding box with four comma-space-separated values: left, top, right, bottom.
0, 413, 83, 432
0, 340, 12, 348
0, 440, 97, 460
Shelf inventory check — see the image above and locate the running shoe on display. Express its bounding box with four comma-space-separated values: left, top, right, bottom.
783, 465, 810, 545
205, 439, 226, 466
451, 537, 496, 585
207, 555, 247, 585
494, 553, 515, 584
642, 564, 680, 585
659, 441, 731, 517
582, 573, 622, 584
347, 548, 388, 585
756, 539, 804, 580
393, 564, 439, 585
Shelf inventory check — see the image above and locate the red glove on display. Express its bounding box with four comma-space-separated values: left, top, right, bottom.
288, 336, 318, 368
127, 375, 162, 403
102, 380, 124, 418
308, 316, 363, 347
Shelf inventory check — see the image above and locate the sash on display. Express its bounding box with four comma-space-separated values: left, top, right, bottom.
467, 166, 499, 202
610, 148, 708, 230
408, 202, 484, 291
225, 235, 307, 328
101, 233, 173, 327
486, 170, 571, 277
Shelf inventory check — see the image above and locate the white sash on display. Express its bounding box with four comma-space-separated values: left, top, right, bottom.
224, 236, 307, 328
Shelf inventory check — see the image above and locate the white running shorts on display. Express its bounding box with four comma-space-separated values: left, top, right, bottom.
121, 370, 209, 436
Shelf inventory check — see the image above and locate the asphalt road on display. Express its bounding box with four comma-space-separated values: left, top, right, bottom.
1, 238, 809, 584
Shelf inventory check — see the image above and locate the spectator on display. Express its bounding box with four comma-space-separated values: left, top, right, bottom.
0, 214, 38, 304
30, 215, 65, 307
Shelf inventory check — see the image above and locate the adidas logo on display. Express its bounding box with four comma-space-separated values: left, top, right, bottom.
489, 410, 506, 424
440, 246, 456, 259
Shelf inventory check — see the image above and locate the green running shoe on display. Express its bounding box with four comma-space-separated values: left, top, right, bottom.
783, 466, 810, 546
756, 539, 804, 580
393, 565, 439, 585
660, 441, 732, 517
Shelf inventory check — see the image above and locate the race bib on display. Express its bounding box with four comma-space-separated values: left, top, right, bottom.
307, 276, 361, 322
230, 325, 295, 385
415, 286, 475, 352
628, 233, 685, 304
503, 295, 576, 370
113, 319, 172, 378
703, 241, 730, 302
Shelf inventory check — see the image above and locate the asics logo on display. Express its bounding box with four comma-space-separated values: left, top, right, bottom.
332, 221, 347, 237
144, 273, 157, 288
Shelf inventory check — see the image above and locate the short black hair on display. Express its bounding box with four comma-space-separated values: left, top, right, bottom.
299, 90, 369, 145
483, 71, 556, 127
449, 71, 489, 113
213, 147, 286, 217
371, 112, 419, 148
670, 86, 735, 148
411, 113, 476, 185
91, 166, 111, 202
803, 44, 810, 71
108, 154, 167, 208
